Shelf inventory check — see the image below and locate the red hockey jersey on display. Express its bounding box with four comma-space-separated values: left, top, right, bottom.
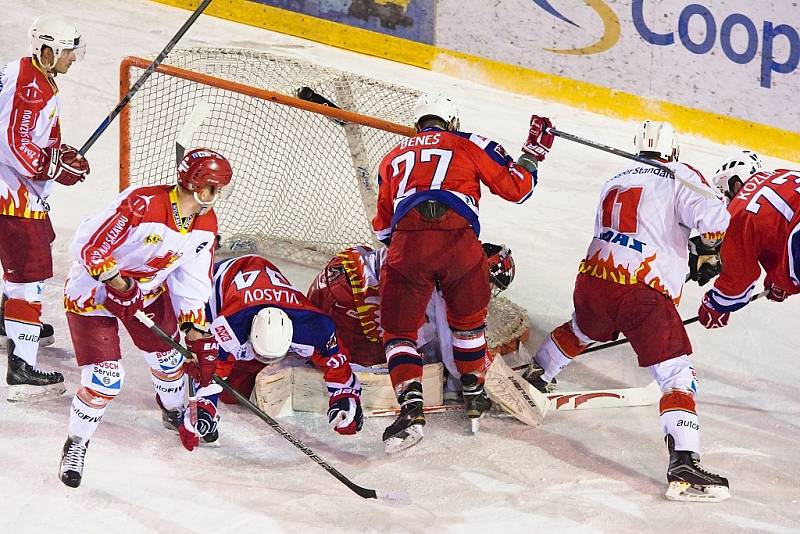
372, 127, 535, 243
709, 168, 800, 311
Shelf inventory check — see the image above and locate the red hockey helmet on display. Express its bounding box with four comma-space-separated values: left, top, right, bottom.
483, 242, 515, 295
177, 148, 233, 192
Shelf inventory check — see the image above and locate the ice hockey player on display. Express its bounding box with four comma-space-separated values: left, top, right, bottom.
372, 92, 551, 452
522, 121, 732, 502
58, 148, 232, 488
203, 254, 363, 442
0, 15, 89, 401
306, 242, 515, 374
699, 151, 800, 326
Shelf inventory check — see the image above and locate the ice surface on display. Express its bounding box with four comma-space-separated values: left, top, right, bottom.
1, 2, 798, 533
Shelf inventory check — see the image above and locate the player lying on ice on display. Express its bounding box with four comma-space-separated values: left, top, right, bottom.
371, 92, 553, 453
306, 242, 516, 396
520, 121, 732, 502
58, 148, 232, 488
188, 254, 364, 446
698, 150, 800, 325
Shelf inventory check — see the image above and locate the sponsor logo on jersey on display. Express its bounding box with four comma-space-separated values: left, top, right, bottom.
144, 234, 162, 245
598, 230, 646, 253
17, 333, 39, 343
214, 324, 232, 343
196, 241, 209, 253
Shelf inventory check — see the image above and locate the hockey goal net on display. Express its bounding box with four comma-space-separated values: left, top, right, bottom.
119, 47, 529, 352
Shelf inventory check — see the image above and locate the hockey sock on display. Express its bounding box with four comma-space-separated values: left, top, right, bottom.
385, 339, 424, 394
144, 348, 186, 411
535, 319, 590, 382
4, 298, 42, 367
68, 363, 124, 442
452, 327, 489, 379
659, 389, 700, 452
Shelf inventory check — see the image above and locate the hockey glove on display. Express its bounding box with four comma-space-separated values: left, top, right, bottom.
688, 235, 722, 286
765, 283, 789, 302
38, 144, 90, 185
184, 334, 219, 387
698, 293, 730, 329
103, 278, 144, 322
522, 115, 555, 162
327, 393, 364, 435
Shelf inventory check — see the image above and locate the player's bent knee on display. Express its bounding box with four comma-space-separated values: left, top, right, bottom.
78, 361, 125, 406
144, 348, 185, 376
3, 281, 45, 303
649, 355, 697, 396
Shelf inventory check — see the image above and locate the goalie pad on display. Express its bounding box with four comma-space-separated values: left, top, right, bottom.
253, 361, 444, 417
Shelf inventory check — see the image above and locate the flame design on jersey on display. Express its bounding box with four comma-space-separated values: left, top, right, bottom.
178, 309, 207, 329
338, 249, 382, 343
0, 183, 47, 219
579, 250, 672, 300
64, 287, 101, 314
87, 257, 118, 279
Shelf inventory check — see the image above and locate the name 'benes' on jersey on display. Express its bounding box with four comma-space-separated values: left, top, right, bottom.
371, 128, 536, 243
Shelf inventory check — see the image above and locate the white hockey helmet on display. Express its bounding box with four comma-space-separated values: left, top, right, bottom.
29, 15, 85, 66
712, 149, 764, 202
250, 307, 293, 364
414, 92, 460, 132
634, 120, 680, 162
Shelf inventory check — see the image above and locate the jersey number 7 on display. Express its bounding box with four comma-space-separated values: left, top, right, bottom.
745, 171, 800, 221
391, 149, 454, 198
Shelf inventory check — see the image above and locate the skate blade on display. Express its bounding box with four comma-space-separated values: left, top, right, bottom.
665, 481, 731, 502
470, 417, 481, 434
384, 424, 424, 454
7, 382, 66, 402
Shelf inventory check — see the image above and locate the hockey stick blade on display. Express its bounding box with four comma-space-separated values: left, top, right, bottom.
133, 311, 392, 502
176, 101, 212, 165
296, 86, 347, 126
546, 380, 661, 411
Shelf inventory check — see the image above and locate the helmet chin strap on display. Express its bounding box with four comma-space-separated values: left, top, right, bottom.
193, 190, 219, 214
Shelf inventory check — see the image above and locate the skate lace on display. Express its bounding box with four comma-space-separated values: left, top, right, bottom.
63, 442, 87, 473
690, 455, 721, 478
33, 367, 59, 378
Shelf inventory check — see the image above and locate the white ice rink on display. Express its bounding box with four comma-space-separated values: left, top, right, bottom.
1, 1, 799, 533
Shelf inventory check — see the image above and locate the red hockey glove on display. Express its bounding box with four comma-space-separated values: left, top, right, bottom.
38, 144, 90, 185
698, 293, 729, 329
522, 115, 555, 162
178, 420, 200, 452
103, 278, 144, 322
765, 283, 789, 302
327, 393, 364, 435
184, 335, 219, 387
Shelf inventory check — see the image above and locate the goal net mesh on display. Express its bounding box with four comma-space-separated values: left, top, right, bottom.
121, 47, 529, 352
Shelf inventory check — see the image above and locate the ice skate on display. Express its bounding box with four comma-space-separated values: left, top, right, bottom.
59, 436, 89, 488
461, 373, 492, 433
521, 359, 557, 393
6, 344, 65, 402
665, 435, 730, 502
383, 382, 425, 453
156, 395, 184, 431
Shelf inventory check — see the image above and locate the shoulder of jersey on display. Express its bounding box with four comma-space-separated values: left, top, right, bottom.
14, 57, 55, 102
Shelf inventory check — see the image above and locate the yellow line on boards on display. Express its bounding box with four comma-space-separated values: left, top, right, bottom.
151, 0, 799, 162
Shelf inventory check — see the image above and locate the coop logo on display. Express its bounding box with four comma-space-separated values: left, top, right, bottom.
632, 0, 799, 88
531, 0, 620, 55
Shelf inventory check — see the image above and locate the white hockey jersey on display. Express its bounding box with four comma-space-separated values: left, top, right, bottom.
64, 185, 217, 327
0, 58, 61, 218
579, 162, 729, 303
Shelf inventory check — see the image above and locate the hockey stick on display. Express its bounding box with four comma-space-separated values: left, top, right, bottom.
580, 289, 769, 354
134, 311, 403, 502
176, 101, 212, 165
546, 127, 718, 200
79, 0, 213, 156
